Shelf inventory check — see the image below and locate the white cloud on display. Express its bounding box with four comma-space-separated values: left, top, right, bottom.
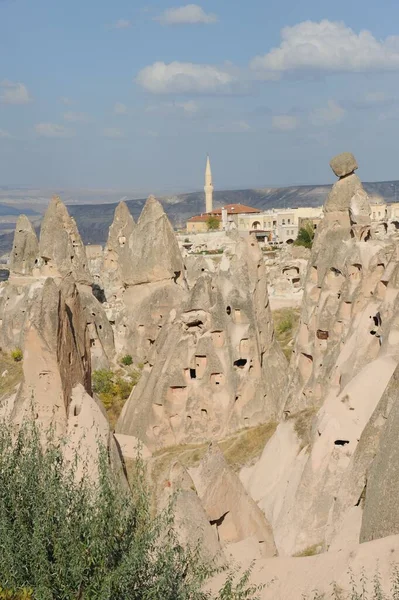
112, 19, 131, 29
35, 123, 74, 138
0, 80, 31, 105
136, 61, 236, 94
63, 111, 89, 122
250, 20, 399, 75
272, 115, 299, 131
60, 96, 73, 105
114, 102, 127, 114
310, 100, 346, 126
156, 4, 217, 25
0, 129, 11, 138
103, 127, 125, 138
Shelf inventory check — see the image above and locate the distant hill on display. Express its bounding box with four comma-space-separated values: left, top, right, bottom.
0, 204, 37, 217
0, 180, 397, 255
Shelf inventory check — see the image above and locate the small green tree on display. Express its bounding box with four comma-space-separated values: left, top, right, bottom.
120, 354, 133, 366
206, 214, 220, 231
294, 221, 315, 249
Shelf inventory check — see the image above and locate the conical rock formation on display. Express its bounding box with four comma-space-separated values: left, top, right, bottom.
9, 215, 39, 276
245, 153, 399, 556
39, 195, 92, 284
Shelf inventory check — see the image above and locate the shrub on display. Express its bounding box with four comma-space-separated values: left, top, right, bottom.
120, 354, 133, 366
92, 369, 141, 428
294, 222, 315, 249
206, 214, 220, 231
10, 348, 23, 363
0, 419, 261, 600
92, 368, 113, 394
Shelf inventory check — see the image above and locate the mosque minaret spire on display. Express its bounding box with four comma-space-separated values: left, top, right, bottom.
204, 154, 214, 213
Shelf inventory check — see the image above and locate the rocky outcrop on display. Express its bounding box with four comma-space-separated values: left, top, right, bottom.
39, 195, 92, 284
102, 201, 136, 299
158, 460, 222, 561
329, 152, 358, 178
10, 277, 92, 431
359, 361, 399, 542
9, 215, 39, 276
191, 444, 276, 557
100, 196, 188, 364
128, 195, 185, 286
245, 153, 399, 556
116, 234, 287, 449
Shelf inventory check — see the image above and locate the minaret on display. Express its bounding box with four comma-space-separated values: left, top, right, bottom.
204, 155, 214, 213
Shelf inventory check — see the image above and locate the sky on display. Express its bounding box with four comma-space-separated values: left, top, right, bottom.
2, 0, 399, 194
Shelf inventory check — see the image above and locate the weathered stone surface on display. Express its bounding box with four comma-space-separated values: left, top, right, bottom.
39, 195, 92, 284
10, 277, 92, 431
10, 215, 39, 275
349, 188, 371, 225
158, 461, 221, 561
324, 173, 363, 213
78, 284, 115, 369
98, 196, 187, 364
360, 362, 399, 542
102, 201, 136, 299
245, 155, 399, 556
191, 444, 276, 556
116, 235, 287, 449
329, 152, 358, 178
126, 195, 185, 286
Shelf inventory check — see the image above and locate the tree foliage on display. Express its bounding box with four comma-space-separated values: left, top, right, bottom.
206, 215, 220, 231
0, 419, 262, 600
294, 222, 315, 249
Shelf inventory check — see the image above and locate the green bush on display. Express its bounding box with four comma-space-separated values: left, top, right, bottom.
294, 222, 315, 249
92, 369, 114, 394
120, 354, 133, 366
0, 419, 262, 600
10, 348, 23, 363
92, 369, 139, 428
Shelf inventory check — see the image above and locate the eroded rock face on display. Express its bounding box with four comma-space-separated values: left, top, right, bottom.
10, 277, 92, 431
39, 196, 92, 284
102, 201, 136, 299
158, 460, 222, 562
116, 235, 287, 449
359, 361, 399, 543
10, 215, 39, 276
329, 152, 358, 178
100, 196, 188, 364
128, 195, 185, 286
245, 154, 399, 556
191, 444, 276, 556
3, 277, 118, 481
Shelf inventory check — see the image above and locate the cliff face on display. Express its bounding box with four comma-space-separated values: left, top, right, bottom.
116, 233, 287, 449
245, 153, 399, 556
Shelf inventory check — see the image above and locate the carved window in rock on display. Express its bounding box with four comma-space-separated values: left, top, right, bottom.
210, 373, 225, 387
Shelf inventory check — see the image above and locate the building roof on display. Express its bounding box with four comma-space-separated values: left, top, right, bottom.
187, 214, 222, 223
210, 203, 260, 215
187, 203, 260, 223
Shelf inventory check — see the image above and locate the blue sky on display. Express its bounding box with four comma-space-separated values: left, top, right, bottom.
2, 0, 399, 193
